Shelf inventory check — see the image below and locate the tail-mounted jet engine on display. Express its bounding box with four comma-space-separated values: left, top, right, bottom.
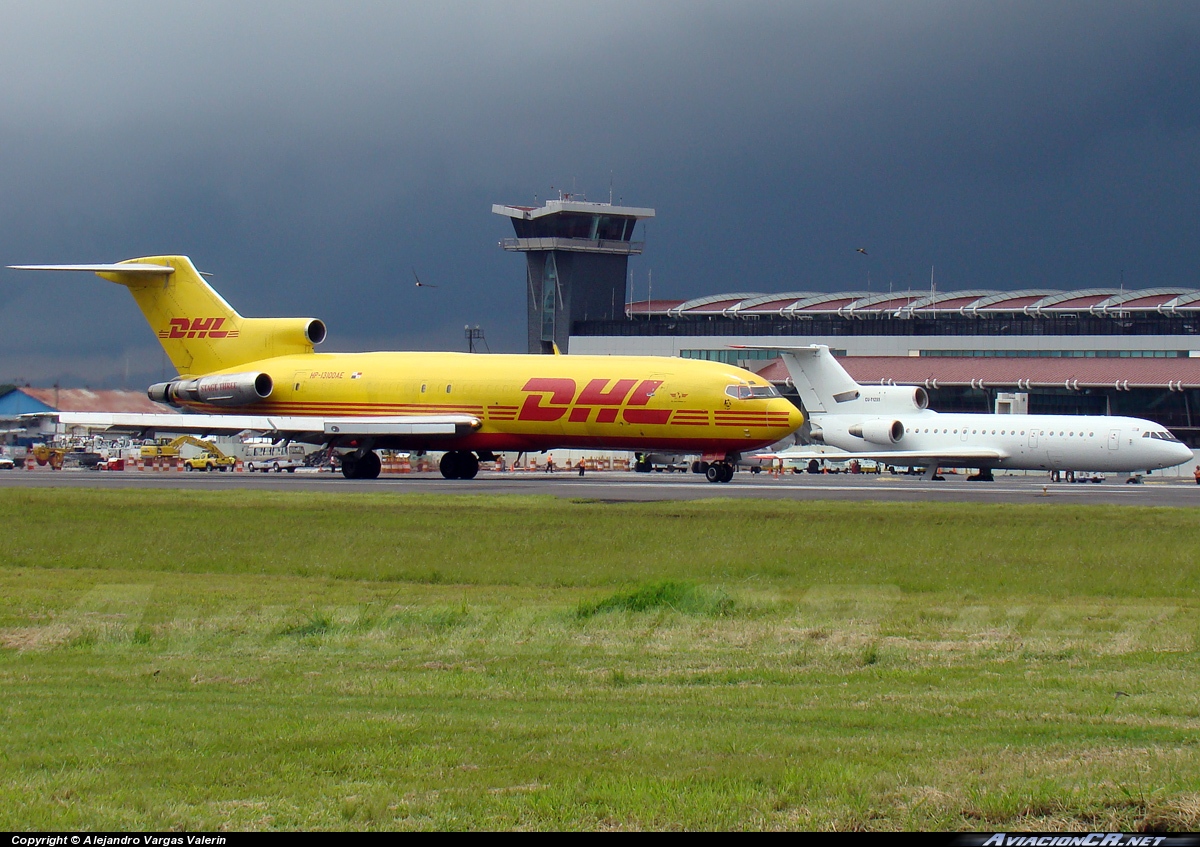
855, 385, 929, 412
148, 371, 274, 407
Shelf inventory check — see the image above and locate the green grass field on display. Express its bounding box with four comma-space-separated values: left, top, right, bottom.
1, 489, 1198, 830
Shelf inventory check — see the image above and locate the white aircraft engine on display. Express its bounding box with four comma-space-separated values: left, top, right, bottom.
856, 385, 929, 412
848, 419, 905, 444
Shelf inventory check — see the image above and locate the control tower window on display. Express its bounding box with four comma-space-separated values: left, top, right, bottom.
511, 212, 636, 241
596, 216, 628, 240
558, 213, 594, 239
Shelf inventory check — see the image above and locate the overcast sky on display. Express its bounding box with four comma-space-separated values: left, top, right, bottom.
2, 1, 1198, 387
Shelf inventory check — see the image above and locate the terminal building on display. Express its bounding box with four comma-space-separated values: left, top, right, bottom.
495, 197, 1200, 445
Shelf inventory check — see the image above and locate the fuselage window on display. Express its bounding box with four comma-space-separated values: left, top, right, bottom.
421, 384, 427, 394
446, 384, 452, 393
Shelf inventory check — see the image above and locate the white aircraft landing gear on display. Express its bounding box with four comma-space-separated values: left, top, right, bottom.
439, 450, 480, 480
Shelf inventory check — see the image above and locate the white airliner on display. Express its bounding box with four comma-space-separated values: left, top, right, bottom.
751, 345, 1194, 480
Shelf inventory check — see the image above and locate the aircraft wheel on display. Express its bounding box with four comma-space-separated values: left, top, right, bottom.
439, 451, 461, 479
358, 451, 381, 480
460, 453, 479, 480
341, 456, 359, 479
718, 462, 734, 483
705, 464, 721, 483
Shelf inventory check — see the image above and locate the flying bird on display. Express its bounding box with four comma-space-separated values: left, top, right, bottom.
856, 248, 868, 256
413, 269, 437, 288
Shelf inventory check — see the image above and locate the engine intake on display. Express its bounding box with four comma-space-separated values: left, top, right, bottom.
848, 419, 905, 444
149, 371, 274, 408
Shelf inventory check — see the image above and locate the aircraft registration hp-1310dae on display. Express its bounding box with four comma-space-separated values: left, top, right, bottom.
12, 256, 803, 481
750, 345, 1193, 479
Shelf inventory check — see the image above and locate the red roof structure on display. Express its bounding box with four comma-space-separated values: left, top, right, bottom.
21, 388, 171, 414
753, 356, 1200, 390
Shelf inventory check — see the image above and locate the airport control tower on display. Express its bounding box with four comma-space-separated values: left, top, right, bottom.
494, 195, 654, 353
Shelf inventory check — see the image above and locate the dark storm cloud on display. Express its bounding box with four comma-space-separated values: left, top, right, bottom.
1, 1, 1198, 386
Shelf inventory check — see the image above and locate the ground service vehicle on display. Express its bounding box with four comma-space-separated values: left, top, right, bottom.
245, 443, 306, 473
182, 450, 235, 471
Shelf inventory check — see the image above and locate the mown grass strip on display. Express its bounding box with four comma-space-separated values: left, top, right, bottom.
0, 489, 1198, 830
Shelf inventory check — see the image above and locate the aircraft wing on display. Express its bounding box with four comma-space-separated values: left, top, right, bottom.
754, 447, 1007, 465
20, 411, 481, 441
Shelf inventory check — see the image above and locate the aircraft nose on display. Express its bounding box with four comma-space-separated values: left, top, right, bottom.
781, 400, 805, 433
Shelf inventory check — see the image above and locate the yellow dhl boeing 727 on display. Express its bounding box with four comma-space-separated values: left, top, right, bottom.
12, 256, 803, 481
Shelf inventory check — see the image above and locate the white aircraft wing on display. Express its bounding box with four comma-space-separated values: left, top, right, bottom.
20, 411, 482, 440
755, 447, 1007, 464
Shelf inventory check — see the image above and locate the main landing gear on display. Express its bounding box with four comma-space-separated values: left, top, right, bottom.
439, 450, 479, 480
967, 468, 995, 482
702, 461, 735, 484
341, 450, 381, 480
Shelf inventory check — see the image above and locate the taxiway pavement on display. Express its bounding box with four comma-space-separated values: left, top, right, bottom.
2, 468, 1199, 506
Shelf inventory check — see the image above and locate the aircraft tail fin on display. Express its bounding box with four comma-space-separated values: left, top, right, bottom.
772, 345, 863, 414
10, 256, 326, 376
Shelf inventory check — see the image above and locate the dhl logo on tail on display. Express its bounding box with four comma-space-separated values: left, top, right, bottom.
157, 317, 240, 339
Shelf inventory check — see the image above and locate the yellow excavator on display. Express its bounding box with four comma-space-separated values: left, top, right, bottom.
140, 435, 236, 471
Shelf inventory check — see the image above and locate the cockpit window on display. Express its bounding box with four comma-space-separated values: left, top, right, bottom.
1143, 430, 1183, 443
725, 384, 781, 400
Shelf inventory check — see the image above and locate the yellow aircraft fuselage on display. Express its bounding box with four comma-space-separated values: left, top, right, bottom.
14, 256, 802, 462
183, 350, 802, 454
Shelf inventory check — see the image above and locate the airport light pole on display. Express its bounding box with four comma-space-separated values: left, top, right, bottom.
465, 325, 485, 353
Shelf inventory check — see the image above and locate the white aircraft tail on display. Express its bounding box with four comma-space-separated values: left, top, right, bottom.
734, 344, 928, 416
774, 345, 863, 414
